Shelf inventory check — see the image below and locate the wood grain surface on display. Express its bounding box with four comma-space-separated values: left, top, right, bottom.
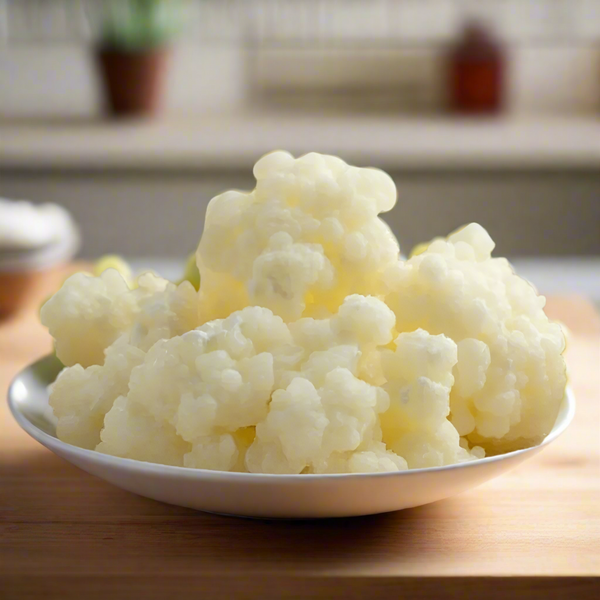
1, 272, 599, 599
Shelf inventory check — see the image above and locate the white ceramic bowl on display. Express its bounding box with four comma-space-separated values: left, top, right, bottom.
8, 355, 575, 519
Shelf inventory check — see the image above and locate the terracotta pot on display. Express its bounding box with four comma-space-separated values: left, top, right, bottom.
96, 48, 169, 117
0, 267, 65, 319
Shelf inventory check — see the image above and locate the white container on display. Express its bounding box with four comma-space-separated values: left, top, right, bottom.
0, 199, 79, 315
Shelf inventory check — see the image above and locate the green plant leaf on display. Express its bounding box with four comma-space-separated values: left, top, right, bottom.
101, 0, 183, 51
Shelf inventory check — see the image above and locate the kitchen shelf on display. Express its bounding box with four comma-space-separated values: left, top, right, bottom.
2, 114, 600, 172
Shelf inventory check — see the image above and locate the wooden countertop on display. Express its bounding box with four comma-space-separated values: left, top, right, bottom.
1, 278, 599, 598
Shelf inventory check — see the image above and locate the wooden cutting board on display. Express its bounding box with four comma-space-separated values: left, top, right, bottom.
1, 270, 599, 599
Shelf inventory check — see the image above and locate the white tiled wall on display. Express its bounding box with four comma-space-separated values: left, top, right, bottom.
4, 0, 600, 44
1, 0, 600, 117
0, 44, 247, 118
510, 46, 600, 114
0, 44, 101, 118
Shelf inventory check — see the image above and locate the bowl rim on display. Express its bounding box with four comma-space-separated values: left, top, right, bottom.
8, 353, 576, 483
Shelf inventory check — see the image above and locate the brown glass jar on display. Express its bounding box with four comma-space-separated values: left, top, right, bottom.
449, 22, 505, 114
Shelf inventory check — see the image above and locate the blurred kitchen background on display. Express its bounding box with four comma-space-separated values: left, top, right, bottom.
0, 0, 599, 298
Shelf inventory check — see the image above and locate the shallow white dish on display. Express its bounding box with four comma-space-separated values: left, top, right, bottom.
8, 355, 575, 519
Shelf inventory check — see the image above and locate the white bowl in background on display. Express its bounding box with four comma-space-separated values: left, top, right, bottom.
8, 354, 575, 519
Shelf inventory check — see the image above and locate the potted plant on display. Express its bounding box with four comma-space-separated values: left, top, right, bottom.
96, 0, 181, 117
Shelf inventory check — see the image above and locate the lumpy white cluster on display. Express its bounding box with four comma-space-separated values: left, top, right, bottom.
197, 151, 399, 322
41, 151, 567, 473
41, 270, 199, 368
382, 223, 567, 452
